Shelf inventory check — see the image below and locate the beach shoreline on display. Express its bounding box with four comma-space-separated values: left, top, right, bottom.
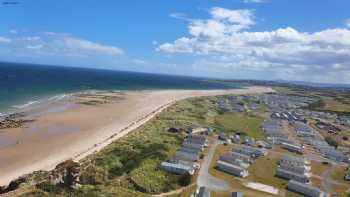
0, 86, 274, 186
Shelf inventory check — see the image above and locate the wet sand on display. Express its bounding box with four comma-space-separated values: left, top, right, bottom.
0, 87, 274, 186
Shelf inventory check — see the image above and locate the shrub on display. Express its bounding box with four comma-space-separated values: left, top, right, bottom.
178, 173, 192, 186
325, 136, 338, 148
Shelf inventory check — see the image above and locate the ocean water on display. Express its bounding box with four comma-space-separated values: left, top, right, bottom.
0, 62, 240, 115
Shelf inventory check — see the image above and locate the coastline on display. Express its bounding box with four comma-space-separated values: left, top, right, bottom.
0, 86, 274, 186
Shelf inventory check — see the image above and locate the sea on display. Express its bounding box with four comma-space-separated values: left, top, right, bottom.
0, 62, 240, 116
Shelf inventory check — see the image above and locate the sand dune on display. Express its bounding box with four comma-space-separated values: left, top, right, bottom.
0, 86, 274, 186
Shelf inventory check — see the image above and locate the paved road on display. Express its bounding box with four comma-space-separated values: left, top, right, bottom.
197, 139, 231, 191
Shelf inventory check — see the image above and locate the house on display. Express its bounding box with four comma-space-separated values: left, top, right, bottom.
320, 149, 347, 162
175, 151, 199, 162
160, 161, 195, 175
229, 152, 253, 164
187, 134, 208, 141
281, 142, 304, 154
345, 169, 350, 181
216, 160, 249, 177
232, 146, 267, 158
294, 122, 315, 137
276, 168, 310, 183
279, 162, 311, 174
244, 137, 256, 146
219, 133, 227, 140
182, 142, 203, 151
287, 180, 329, 197
231, 191, 243, 197
189, 127, 209, 134
280, 155, 310, 166
231, 134, 241, 144
178, 147, 201, 155
219, 154, 250, 169
184, 138, 207, 147
197, 186, 211, 197
176, 160, 200, 170
267, 136, 293, 145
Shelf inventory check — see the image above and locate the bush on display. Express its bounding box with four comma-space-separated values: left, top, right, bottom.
178, 173, 192, 186
325, 136, 338, 148
36, 181, 62, 194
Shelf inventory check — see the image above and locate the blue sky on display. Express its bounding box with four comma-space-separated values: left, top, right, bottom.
1, 0, 350, 83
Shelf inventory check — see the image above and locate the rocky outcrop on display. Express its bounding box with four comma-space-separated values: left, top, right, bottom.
0, 113, 34, 129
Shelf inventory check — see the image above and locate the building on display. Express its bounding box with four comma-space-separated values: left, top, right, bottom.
178, 147, 201, 155
276, 168, 310, 183
345, 169, 350, 181
187, 134, 207, 141
184, 138, 207, 147
280, 155, 310, 166
320, 148, 347, 162
244, 137, 256, 146
294, 122, 315, 137
176, 160, 200, 170
232, 145, 267, 158
287, 180, 329, 197
197, 186, 211, 197
281, 142, 304, 154
219, 154, 250, 169
182, 142, 203, 151
216, 160, 249, 177
160, 161, 195, 175
279, 162, 310, 174
231, 191, 243, 197
219, 133, 227, 140
229, 152, 253, 164
175, 150, 199, 162
189, 127, 209, 134
267, 136, 293, 145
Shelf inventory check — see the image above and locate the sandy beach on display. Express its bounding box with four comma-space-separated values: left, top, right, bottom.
0, 86, 273, 186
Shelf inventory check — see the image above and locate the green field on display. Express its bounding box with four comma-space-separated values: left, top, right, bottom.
214, 112, 265, 140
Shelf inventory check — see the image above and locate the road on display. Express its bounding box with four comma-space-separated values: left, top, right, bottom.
197, 139, 231, 191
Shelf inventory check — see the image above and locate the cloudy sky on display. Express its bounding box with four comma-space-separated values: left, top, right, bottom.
1, 0, 350, 83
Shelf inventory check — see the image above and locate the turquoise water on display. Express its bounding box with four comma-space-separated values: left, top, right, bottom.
0, 62, 240, 115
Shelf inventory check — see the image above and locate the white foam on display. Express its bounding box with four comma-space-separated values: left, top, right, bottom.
12, 100, 40, 109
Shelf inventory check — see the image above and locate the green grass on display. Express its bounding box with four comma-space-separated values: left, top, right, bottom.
246, 157, 288, 189
214, 112, 265, 140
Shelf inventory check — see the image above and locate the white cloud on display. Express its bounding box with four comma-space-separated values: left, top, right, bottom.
23, 36, 41, 41
62, 37, 123, 56
0, 31, 125, 68
1, 32, 123, 57
169, 12, 191, 21
9, 29, 18, 34
242, 0, 267, 3
346, 18, 350, 28
0, 36, 12, 43
26, 45, 43, 49
131, 58, 148, 65
157, 7, 350, 83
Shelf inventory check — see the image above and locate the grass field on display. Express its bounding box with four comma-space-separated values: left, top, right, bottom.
246, 156, 288, 189
214, 112, 265, 140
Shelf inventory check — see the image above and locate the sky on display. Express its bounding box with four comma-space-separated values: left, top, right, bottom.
0, 0, 350, 84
